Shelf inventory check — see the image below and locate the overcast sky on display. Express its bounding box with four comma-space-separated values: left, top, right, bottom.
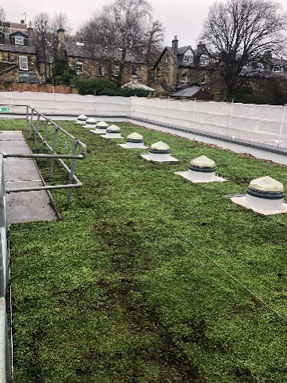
2, 0, 287, 47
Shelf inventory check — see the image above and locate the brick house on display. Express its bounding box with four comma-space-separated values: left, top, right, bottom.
153, 36, 223, 100
0, 21, 39, 84
52, 28, 148, 86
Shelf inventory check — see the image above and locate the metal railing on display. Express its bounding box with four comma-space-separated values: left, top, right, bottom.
0, 155, 12, 383
2, 105, 87, 208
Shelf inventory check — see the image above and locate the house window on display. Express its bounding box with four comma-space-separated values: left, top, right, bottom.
182, 71, 187, 83
200, 72, 206, 84
15, 36, 24, 45
200, 55, 209, 67
19, 56, 28, 70
183, 55, 192, 64
114, 64, 120, 76
131, 66, 138, 77
273, 65, 283, 72
76, 62, 83, 75
99, 64, 105, 76
165, 56, 168, 64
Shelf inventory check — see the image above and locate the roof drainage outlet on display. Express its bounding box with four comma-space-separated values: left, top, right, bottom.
246, 176, 284, 212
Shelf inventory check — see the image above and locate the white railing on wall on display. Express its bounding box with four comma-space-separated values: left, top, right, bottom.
0, 91, 286, 148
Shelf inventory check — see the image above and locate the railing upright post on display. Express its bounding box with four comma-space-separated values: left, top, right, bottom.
26, 105, 29, 133
42, 120, 49, 153
28, 108, 34, 139
66, 139, 77, 208
48, 126, 58, 180
33, 114, 41, 151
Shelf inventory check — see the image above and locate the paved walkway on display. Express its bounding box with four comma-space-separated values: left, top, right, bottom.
1, 131, 57, 224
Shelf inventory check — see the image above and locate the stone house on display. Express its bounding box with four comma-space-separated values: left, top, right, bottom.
49, 28, 148, 86
0, 22, 39, 84
153, 36, 223, 100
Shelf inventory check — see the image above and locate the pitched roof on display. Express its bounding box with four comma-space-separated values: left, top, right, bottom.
0, 33, 36, 54
62, 40, 146, 63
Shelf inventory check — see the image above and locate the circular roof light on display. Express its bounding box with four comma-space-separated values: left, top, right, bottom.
150, 141, 170, 153
248, 176, 284, 193
190, 155, 215, 169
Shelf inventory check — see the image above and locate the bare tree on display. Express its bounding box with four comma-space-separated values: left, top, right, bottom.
201, 0, 287, 99
144, 19, 165, 83
0, 6, 5, 23
34, 13, 52, 81
77, 0, 161, 85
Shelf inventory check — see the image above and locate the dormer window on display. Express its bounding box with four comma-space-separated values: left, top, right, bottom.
200, 55, 209, 67
273, 65, 283, 73
183, 55, 192, 64
15, 36, 24, 45
257, 62, 264, 70
76, 62, 83, 75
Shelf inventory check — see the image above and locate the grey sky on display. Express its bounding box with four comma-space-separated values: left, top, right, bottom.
2, 0, 287, 47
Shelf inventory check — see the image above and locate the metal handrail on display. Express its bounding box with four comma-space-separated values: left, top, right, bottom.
1, 105, 87, 208
0, 155, 12, 383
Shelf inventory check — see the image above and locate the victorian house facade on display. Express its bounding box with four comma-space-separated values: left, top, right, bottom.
153, 36, 223, 100
42, 28, 148, 86
0, 21, 39, 84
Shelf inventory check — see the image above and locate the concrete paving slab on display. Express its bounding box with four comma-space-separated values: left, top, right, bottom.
0, 131, 58, 224
4, 159, 41, 182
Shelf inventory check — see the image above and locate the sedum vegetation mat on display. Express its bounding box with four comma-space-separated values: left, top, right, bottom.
2, 119, 287, 383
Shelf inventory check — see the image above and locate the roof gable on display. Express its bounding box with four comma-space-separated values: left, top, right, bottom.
10, 31, 28, 38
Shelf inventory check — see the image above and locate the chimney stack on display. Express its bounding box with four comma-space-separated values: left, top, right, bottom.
172, 35, 178, 55
27, 20, 33, 37
57, 26, 65, 55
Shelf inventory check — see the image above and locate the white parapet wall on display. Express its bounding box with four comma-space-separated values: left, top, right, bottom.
0, 91, 287, 148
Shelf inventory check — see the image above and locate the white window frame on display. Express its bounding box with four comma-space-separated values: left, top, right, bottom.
183, 55, 192, 64
19, 55, 28, 70
15, 36, 24, 45
76, 61, 83, 75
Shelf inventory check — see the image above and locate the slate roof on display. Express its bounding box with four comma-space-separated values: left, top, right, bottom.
62, 40, 146, 63
171, 83, 213, 100
0, 32, 36, 54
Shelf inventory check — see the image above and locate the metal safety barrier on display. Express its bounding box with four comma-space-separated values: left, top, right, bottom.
2, 105, 87, 208
0, 155, 12, 383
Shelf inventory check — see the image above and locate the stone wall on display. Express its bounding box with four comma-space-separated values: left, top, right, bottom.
0, 83, 78, 93
67, 57, 148, 85
0, 52, 37, 73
